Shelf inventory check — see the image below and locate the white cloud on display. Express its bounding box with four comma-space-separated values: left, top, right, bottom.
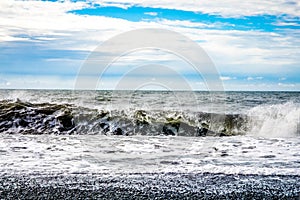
0, 78, 9, 86
0, 0, 139, 46
247, 76, 264, 81
278, 82, 295, 87
97, 2, 132, 9
0, 0, 299, 88
0, 75, 75, 89
158, 19, 221, 29
93, 0, 300, 17
275, 22, 300, 27
220, 76, 235, 81
144, 12, 158, 16
221, 81, 300, 91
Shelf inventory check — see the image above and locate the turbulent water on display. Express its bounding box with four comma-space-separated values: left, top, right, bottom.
0, 89, 299, 192
1, 90, 299, 137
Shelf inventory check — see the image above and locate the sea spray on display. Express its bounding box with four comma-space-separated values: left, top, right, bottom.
246, 102, 300, 137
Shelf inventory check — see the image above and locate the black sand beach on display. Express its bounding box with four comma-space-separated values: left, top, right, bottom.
1, 173, 299, 199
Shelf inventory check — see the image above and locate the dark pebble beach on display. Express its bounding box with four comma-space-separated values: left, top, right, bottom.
1, 173, 299, 199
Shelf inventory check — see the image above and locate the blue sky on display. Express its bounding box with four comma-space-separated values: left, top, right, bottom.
0, 0, 299, 90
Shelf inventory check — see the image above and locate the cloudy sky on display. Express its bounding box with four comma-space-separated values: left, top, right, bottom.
0, 0, 299, 90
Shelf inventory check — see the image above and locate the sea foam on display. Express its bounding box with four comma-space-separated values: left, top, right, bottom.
246, 102, 300, 137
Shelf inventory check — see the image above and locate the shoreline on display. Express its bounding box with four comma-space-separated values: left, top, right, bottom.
1, 172, 299, 199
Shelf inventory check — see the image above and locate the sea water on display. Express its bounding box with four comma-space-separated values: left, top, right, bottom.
0, 90, 299, 176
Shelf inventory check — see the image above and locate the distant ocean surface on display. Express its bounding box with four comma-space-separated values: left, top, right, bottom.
0, 90, 299, 198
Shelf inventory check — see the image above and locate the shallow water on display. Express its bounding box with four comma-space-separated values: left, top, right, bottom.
0, 134, 299, 176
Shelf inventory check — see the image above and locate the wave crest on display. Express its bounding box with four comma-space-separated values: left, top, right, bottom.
1, 99, 298, 137
0, 99, 249, 136
246, 102, 300, 137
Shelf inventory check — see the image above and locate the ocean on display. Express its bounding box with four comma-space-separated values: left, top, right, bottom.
0, 89, 299, 198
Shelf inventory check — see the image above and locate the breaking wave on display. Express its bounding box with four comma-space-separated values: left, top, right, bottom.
246, 102, 300, 137
1, 99, 299, 137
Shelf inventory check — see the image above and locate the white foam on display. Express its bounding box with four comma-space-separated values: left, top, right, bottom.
246, 102, 300, 138
1, 134, 299, 176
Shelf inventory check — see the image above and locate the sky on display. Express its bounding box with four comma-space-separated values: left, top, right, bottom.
0, 0, 299, 90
